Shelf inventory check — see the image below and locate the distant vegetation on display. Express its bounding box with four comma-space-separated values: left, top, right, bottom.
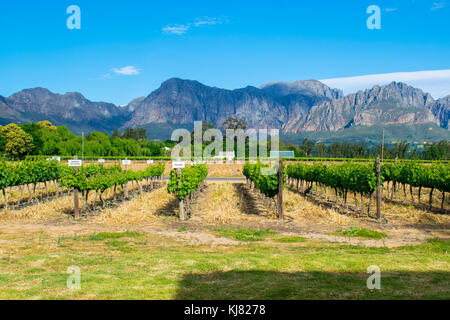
0, 119, 447, 160
281, 138, 448, 161
282, 123, 449, 160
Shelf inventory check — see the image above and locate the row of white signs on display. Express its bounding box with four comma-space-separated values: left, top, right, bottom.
172, 161, 202, 169
65, 159, 195, 168
67, 159, 154, 167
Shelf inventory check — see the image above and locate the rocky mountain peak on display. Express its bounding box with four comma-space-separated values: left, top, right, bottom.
157, 78, 206, 92
295, 81, 441, 132
9, 87, 54, 103
63, 91, 86, 100
431, 94, 450, 129
261, 79, 343, 100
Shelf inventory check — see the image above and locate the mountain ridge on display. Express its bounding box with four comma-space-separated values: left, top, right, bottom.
0, 79, 448, 137
125, 79, 448, 133
0, 87, 130, 133
289, 81, 439, 132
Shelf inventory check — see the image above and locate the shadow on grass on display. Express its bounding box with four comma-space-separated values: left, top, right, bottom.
174, 270, 450, 300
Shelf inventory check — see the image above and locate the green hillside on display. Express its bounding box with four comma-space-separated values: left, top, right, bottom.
140, 122, 194, 141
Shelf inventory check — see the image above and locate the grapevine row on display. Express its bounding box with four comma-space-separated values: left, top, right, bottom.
286, 162, 379, 214
59, 163, 165, 210
381, 162, 448, 208
0, 160, 62, 208
167, 164, 208, 200
0, 160, 165, 211
242, 162, 287, 218
286, 161, 449, 212
167, 164, 208, 219
243, 163, 286, 199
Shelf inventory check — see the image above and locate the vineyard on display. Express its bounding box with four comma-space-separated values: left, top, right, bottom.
0, 158, 448, 301
2, 0, 450, 301
381, 162, 449, 208
167, 164, 208, 220
2, 158, 448, 220
0, 159, 62, 209
243, 162, 287, 217
286, 161, 449, 215
0, 159, 165, 213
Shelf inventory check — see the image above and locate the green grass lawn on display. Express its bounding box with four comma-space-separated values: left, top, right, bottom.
215, 227, 278, 242
272, 236, 307, 243
0, 231, 448, 300
330, 227, 388, 239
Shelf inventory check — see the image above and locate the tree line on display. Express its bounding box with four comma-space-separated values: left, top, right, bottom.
0, 121, 173, 160
283, 139, 448, 161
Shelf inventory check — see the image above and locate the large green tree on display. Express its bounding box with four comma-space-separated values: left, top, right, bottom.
222, 117, 248, 130
21, 123, 44, 155
0, 124, 33, 159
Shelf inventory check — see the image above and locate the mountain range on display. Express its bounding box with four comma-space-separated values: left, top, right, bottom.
0, 88, 130, 133
0, 78, 449, 144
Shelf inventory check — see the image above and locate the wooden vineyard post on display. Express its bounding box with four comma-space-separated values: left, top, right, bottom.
325, 161, 329, 200
277, 157, 284, 220
124, 159, 129, 199
376, 157, 382, 220
73, 156, 80, 219
178, 168, 186, 220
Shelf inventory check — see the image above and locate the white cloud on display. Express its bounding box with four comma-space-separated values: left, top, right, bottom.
162, 24, 190, 35
320, 69, 450, 99
111, 66, 140, 76
100, 66, 140, 80
162, 16, 226, 35
431, 1, 446, 10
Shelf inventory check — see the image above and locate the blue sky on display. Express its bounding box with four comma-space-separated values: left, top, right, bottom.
0, 0, 449, 105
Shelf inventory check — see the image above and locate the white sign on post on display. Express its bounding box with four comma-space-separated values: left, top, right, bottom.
270, 151, 295, 158
68, 160, 82, 167
172, 161, 186, 169
147, 160, 154, 165
122, 159, 132, 166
